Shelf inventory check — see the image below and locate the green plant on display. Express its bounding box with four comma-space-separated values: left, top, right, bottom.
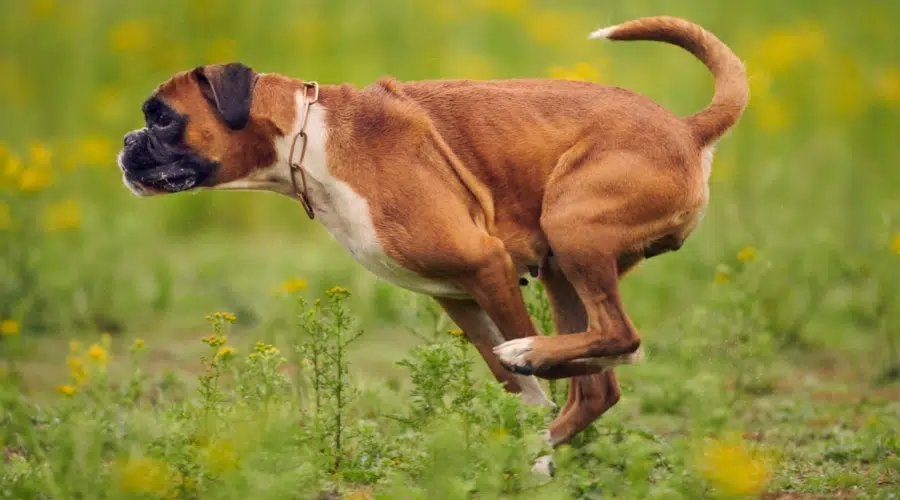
293, 286, 365, 474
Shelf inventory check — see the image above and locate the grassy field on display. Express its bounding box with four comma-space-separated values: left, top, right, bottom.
2, 0, 900, 498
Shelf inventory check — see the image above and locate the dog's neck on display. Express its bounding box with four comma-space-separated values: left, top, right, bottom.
214, 81, 345, 213
271, 89, 331, 202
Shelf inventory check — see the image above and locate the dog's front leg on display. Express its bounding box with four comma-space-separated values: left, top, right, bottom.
437, 297, 554, 408
449, 234, 546, 362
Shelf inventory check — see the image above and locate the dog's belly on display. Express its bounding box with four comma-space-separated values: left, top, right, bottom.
314, 183, 468, 300
352, 247, 469, 299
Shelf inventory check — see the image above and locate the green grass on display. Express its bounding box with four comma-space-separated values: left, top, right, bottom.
2, 0, 900, 498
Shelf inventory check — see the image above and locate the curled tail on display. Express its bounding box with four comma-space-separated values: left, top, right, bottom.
590, 16, 749, 146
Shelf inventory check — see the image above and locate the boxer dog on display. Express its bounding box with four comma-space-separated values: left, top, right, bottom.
118, 16, 747, 472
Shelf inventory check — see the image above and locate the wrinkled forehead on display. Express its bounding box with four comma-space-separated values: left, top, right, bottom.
146, 70, 226, 132
154, 70, 198, 102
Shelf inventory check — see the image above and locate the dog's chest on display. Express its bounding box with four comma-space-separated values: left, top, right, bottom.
285, 103, 466, 299
311, 181, 467, 298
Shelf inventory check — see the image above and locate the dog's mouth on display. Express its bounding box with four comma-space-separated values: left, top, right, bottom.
118, 128, 217, 196
124, 162, 201, 193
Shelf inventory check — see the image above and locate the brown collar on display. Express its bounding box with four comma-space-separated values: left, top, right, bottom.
288, 81, 319, 220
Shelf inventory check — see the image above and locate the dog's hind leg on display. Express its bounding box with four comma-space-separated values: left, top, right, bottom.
493, 149, 698, 376
437, 298, 555, 408
539, 256, 623, 446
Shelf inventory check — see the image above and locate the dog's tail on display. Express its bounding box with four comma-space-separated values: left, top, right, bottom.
589, 16, 749, 146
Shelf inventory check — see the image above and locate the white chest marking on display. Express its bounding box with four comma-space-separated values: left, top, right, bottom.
270, 95, 467, 299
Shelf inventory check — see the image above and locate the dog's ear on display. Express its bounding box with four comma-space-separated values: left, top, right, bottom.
193, 63, 258, 130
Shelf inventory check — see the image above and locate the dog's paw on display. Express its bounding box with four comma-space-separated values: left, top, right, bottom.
532, 455, 555, 477
493, 337, 535, 375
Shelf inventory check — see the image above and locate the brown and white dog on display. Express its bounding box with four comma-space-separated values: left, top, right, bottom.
118, 16, 748, 471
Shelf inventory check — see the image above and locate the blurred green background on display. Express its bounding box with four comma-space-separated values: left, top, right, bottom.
1, 0, 899, 384
2, 1, 900, 496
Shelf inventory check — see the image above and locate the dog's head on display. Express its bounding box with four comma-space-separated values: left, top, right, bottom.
118, 62, 298, 196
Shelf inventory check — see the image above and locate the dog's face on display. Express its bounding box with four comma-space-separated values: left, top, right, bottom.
118, 62, 293, 196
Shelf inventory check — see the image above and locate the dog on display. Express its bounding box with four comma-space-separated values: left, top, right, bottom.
118, 15, 748, 471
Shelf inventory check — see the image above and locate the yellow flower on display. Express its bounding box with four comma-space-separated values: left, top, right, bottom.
201, 439, 240, 474
42, 200, 82, 232
877, 68, 900, 106
698, 438, 771, 497
206, 39, 237, 63
714, 265, 731, 285
202, 334, 227, 347
3, 153, 22, 179
890, 233, 900, 255
109, 19, 152, 53
87, 343, 107, 364
56, 384, 77, 396
278, 278, 308, 295
0, 202, 10, 230
67, 356, 89, 385
326, 285, 350, 298
215, 346, 235, 360
448, 328, 465, 337
133, 338, 145, 348
29, 142, 52, 169
753, 23, 826, 74
77, 135, 114, 166
116, 456, 171, 495
252, 342, 280, 355
1, 319, 20, 336
737, 247, 757, 263
550, 62, 603, 83
18, 166, 53, 192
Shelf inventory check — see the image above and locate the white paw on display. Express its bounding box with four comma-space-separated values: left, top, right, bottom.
532, 454, 555, 477
493, 337, 533, 369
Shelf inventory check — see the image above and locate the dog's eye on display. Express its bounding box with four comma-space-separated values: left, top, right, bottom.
155, 114, 173, 128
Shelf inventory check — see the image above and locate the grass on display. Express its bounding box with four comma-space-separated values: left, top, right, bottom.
2, 0, 900, 498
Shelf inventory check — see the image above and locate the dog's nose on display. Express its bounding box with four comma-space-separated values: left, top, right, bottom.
123, 131, 140, 147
